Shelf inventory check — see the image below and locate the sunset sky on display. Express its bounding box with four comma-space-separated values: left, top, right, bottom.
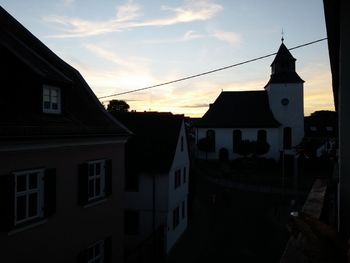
0, 0, 334, 117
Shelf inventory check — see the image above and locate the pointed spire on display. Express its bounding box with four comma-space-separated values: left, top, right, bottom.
281, 28, 284, 43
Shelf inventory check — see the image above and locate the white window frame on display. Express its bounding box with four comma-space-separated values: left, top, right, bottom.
14, 169, 44, 225
88, 240, 104, 263
88, 160, 106, 201
43, 85, 61, 114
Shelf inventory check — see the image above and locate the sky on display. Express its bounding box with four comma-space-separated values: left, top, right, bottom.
0, 0, 334, 117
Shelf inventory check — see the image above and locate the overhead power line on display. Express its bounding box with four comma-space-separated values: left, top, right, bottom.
98, 37, 327, 100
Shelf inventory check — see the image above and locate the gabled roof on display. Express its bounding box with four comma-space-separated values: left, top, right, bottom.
0, 7, 131, 139
112, 112, 184, 173
196, 91, 280, 128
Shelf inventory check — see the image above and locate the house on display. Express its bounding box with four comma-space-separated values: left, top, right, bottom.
0, 7, 131, 263
195, 41, 305, 160
111, 112, 190, 259
302, 110, 337, 158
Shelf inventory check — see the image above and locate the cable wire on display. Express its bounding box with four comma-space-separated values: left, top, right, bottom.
98, 37, 327, 100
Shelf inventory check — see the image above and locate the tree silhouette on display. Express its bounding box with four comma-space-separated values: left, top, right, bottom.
107, 100, 130, 112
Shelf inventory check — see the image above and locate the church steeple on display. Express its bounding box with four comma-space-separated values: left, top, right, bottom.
266, 42, 304, 86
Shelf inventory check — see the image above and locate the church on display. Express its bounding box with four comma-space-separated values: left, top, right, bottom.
195, 41, 305, 160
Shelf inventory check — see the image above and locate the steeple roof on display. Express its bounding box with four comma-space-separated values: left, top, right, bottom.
265, 42, 304, 87
270, 42, 296, 66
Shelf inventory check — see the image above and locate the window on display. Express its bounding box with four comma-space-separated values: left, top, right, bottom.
88, 161, 105, 201
206, 130, 216, 152
257, 130, 267, 143
174, 169, 181, 189
124, 210, 139, 235
283, 127, 292, 149
183, 167, 186, 183
78, 237, 111, 263
0, 168, 56, 232
173, 206, 180, 230
78, 160, 112, 205
14, 169, 44, 225
182, 200, 186, 219
233, 130, 242, 152
43, 85, 61, 114
88, 240, 104, 263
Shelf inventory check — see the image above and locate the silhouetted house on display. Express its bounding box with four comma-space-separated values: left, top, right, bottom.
302, 111, 337, 157
0, 7, 131, 263
195, 41, 305, 160
113, 112, 190, 258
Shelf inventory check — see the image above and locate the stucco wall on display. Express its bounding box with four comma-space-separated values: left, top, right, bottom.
124, 121, 190, 254
266, 83, 304, 147
0, 140, 125, 263
196, 127, 281, 160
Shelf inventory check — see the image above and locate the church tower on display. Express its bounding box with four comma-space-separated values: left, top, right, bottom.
265, 40, 304, 150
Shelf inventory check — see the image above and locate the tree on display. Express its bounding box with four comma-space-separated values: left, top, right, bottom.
107, 100, 130, 112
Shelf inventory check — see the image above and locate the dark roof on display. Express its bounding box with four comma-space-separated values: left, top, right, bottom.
304, 110, 337, 137
196, 91, 280, 128
112, 112, 184, 173
265, 43, 304, 87
0, 7, 131, 139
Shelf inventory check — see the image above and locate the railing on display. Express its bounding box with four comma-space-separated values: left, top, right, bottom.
280, 179, 328, 263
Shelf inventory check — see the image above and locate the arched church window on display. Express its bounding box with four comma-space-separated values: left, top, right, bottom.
233, 130, 242, 152
283, 127, 292, 149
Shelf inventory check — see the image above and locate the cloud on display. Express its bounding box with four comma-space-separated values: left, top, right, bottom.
84, 43, 150, 70
63, 0, 74, 7
142, 28, 241, 46
208, 29, 242, 45
43, 0, 223, 38
180, 103, 209, 108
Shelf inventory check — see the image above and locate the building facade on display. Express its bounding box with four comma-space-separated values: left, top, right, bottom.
0, 7, 130, 263
195, 41, 304, 160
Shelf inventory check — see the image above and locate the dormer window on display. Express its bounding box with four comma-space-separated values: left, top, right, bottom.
43, 85, 61, 114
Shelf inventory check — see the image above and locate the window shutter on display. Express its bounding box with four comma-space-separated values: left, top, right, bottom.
0, 174, 15, 232
105, 160, 112, 197
104, 236, 112, 263
78, 163, 89, 205
76, 248, 88, 263
44, 168, 56, 217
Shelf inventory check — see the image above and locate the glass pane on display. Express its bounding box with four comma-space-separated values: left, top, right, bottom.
43, 87, 50, 96
29, 173, 38, 189
89, 180, 95, 198
96, 163, 101, 176
51, 97, 58, 104
28, 193, 38, 217
52, 103, 58, 110
16, 195, 26, 221
44, 101, 51, 109
51, 89, 58, 97
89, 164, 94, 177
17, 175, 27, 192
95, 178, 101, 196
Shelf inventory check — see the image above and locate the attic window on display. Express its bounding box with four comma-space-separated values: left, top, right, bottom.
43, 85, 61, 114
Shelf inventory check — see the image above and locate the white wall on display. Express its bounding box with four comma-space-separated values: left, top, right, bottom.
166, 120, 190, 253
124, 120, 190, 254
266, 83, 304, 147
196, 127, 281, 160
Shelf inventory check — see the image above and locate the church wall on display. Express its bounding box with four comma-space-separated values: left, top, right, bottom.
196, 127, 280, 160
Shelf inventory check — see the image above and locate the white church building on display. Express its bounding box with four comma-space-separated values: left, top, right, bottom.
195, 41, 304, 160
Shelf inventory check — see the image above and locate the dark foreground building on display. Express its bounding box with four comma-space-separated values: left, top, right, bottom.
0, 7, 131, 263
